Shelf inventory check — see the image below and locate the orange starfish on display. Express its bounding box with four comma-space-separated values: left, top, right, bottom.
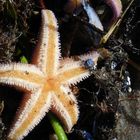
0, 10, 99, 140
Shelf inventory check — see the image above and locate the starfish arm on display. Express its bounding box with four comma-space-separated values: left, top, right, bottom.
32, 9, 60, 75
0, 63, 44, 91
58, 51, 99, 85
8, 89, 52, 140
51, 87, 79, 132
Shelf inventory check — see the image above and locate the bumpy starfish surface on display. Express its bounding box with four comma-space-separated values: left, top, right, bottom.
0, 10, 99, 140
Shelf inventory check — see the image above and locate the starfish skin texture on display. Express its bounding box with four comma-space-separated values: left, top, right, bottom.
0, 10, 99, 140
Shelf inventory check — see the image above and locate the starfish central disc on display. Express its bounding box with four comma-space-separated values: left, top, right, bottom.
44, 78, 60, 91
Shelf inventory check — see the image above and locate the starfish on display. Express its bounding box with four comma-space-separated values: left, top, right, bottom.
0, 10, 99, 140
